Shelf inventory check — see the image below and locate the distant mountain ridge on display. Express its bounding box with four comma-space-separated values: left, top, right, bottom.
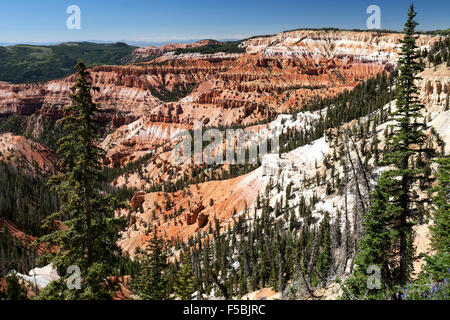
2, 27, 448, 84
0, 42, 137, 84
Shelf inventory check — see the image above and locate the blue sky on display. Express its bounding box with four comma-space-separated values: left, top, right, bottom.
0, 0, 449, 44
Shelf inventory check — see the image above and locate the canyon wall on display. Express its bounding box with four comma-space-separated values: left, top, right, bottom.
1, 30, 436, 130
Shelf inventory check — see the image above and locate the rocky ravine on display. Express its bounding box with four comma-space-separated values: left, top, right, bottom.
87, 30, 438, 171
116, 64, 449, 301
0, 132, 57, 175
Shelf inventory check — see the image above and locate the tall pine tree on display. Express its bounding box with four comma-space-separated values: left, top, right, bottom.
131, 231, 169, 300
174, 251, 195, 300
423, 156, 450, 282
37, 61, 127, 300
343, 4, 434, 299
399, 155, 450, 299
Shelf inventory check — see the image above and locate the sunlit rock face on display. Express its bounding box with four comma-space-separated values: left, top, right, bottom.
1, 30, 436, 130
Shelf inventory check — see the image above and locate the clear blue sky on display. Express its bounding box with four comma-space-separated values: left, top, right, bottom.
1, 0, 448, 44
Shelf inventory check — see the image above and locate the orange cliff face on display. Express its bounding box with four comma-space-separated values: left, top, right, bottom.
0, 133, 57, 175
2, 30, 437, 130
118, 167, 268, 256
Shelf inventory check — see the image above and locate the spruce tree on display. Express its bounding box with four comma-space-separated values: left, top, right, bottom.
4, 274, 28, 300
174, 252, 195, 300
423, 156, 450, 281
37, 61, 127, 300
316, 213, 332, 281
400, 156, 450, 299
385, 2, 434, 292
131, 231, 169, 300
343, 5, 434, 299
238, 269, 247, 297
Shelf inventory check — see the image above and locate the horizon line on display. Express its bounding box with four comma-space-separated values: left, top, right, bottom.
1, 26, 448, 47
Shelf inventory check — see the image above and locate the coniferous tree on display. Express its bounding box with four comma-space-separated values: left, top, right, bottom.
316, 213, 332, 281
174, 252, 195, 300
399, 155, 450, 299
343, 5, 434, 299
4, 274, 28, 300
423, 156, 450, 281
238, 269, 247, 297
131, 231, 169, 300
37, 61, 127, 300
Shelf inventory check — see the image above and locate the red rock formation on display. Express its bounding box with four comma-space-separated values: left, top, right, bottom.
186, 202, 205, 225
0, 133, 57, 175
130, 191, 146, 212
118, 168, 266, 254
16, 96, 44, 115
197, 213, 209, 229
